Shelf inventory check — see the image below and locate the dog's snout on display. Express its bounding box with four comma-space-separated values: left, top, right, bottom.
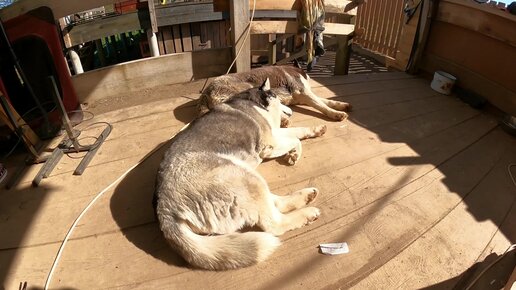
281, 104, 293, 116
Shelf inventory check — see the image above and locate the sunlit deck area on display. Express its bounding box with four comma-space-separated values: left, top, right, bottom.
1, 71, 515, 289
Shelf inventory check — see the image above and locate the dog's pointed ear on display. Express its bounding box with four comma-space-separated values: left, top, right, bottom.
259, 78, 271, 91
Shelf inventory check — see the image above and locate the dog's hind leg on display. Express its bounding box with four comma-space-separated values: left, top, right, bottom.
263, 134, 302, 165
273, 188, 319, 213
320, 98, 352, 112
247, 171, 321, 236
275, 126, 327, 140
258, 192, 320, 236
294, 92, 349, 121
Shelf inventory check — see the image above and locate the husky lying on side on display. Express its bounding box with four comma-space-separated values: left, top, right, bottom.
197, 64, 352, 124
155, 79, 326, 270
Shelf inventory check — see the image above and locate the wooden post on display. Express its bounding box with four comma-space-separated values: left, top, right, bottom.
146, 29, 160, 57
95, 39, 106, 66
268, 34, 277, 65
334, 35, 351, 75
68, 49, 84, 74
229, 0, 250, 72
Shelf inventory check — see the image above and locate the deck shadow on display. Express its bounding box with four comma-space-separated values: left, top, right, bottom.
109, 139, 190, 269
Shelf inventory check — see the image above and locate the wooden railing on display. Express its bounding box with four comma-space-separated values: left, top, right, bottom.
354, 0, 405, 58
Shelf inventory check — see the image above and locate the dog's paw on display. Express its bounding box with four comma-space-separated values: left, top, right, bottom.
333, 101, 352, 112
304, 188, 319, 204
280, 117, 291, 128
313, 125, 327, 137
285, 148, 299, 165
331, 111, 348, 121
302, 207, 321, 225
260, 145, 274, 159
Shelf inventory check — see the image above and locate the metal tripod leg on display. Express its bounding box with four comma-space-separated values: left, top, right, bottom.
74, 123, 111, 175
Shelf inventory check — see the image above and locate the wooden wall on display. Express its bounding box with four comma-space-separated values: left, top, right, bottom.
419, 0, 516, 115
71, 47, 232, 103
154, 20, 231, 54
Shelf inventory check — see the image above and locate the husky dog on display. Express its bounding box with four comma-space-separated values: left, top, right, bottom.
197, 64, 352, 124
155, 79, 326, 270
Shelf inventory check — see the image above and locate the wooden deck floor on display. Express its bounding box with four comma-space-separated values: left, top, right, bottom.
1, 72, 515, 289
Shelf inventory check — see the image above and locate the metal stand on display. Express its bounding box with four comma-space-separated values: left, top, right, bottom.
32, 76, 111, 186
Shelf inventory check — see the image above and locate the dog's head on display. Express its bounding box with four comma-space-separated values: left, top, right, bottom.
255, 78, 292, 123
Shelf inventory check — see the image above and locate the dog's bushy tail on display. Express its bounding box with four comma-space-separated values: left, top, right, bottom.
161, 220, 281, 270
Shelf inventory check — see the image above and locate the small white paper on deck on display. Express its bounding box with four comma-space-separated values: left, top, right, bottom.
319, 242, 349, 255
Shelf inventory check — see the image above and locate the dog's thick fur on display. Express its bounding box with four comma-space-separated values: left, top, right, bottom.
155, 80, 326, 270
197, 64, 352, 122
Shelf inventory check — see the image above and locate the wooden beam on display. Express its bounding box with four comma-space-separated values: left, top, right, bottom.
147, 0, 158, 33
437, 0, 516, 47
0, 0, 127, 21
155, 3, 297, 27
229, 0, 250, 72
334, 35, 352, 75
62, 12, 145, 48
214, 0, 358, 15
71, 48, 232, 103
156, 4, 225, 27
250, 21, 355, 35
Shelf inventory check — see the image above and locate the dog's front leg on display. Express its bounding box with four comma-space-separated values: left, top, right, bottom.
264, 132, 302, 166
275, 126, 327, 140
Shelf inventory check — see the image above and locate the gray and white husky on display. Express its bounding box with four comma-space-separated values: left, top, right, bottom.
155, 79, 326, 270
197, 64, 352, 124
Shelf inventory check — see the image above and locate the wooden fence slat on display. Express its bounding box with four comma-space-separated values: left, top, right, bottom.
162, 26, 175, 54
200, 22, 212, 49
181, 23, 193, 52
156, 30, 165, 55
172, 25, 183, 52
354, 0, 404, 58
191, 22, 203, 50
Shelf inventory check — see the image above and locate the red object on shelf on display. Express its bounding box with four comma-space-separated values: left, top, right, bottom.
0, 6, 79, 114
114, 0, 140, 14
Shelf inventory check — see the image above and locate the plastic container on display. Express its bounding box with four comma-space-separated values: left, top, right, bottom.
430, 71, 457, 95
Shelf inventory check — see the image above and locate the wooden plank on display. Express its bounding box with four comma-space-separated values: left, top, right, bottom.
155, 3, 226, 27
147, 0, 157, 33
156, 30, 165, 55
71, 48, 232, 104
190, 22, 203, 50
162, 26, 175, 54
437, 0, 516, 47
334, 35, 351, 75
229, 0, 250, 72
0, 0, 127, 21
180, 24, 193, 52
218, 20, 226, 48
390, 1, 421, 71
251, 21, 354, 35
171, 25, 183, 52
424, 21, 516, 92
63, 12, 145, 48
200, 22, 211, 49
211, 21, 221, 48
214, 0, 357, 15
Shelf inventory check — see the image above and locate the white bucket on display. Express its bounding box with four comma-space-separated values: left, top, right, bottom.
430, 71, 457, 95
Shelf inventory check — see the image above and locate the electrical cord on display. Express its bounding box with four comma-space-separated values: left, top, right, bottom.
43, 123, 189, 290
